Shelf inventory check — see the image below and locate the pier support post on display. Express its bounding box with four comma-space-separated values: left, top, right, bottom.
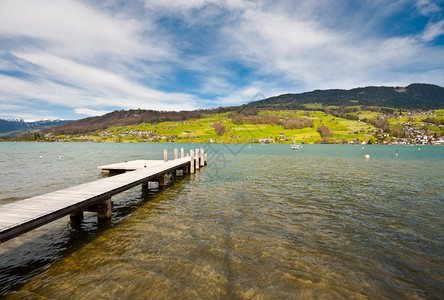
200, 148, 205, 167
195, 148, 200, 170
190, 149, 195, 174
174, 148, 179, 160
70, 211, 84, 223
143, 181, 158, 190
181, 148, 184, 158
164, 149, 168, 162
141, 182, 149, 196
98, 198, 112, 220
141, 181, 151, 192
158, 173, 169, 186
204, 154, 208, 165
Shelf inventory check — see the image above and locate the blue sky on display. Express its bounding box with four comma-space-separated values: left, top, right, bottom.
0, 0, 443, 121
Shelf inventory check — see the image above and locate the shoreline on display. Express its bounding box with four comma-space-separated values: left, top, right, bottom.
1, 140, 443, 146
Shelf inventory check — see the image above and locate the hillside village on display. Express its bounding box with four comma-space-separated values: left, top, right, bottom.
2, 84, 443, 145
31, 108, 444, 145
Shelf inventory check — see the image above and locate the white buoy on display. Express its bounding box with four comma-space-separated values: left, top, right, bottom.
39, 155, 43, 158
365, 154, 370, 159
395, 153, 398, 156
418, 148, 421, 150
362, 146, 365, 149
58, 155, 63, 159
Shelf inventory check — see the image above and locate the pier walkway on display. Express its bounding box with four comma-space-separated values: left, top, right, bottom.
0, 148, 206, 243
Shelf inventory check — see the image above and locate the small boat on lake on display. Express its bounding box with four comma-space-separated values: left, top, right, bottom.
291, 144, 302, 150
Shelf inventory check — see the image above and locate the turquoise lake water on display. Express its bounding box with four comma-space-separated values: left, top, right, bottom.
0, 142, 443, 299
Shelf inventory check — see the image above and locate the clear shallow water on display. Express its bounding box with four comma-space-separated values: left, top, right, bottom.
0, 143, 443, 299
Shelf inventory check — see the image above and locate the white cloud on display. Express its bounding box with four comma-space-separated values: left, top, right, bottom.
222, 8, 350, 88
74, 108, 109, 117
215, 85, 265, 106
0, 0, 200, 118
0, 101, 62, 121
220, 2, 444, 91
0, 69, 197, 114
199, 76, 233, 95
144, 0, 248, 12
421, 20, 444, 41
415, 0, 442, 16
0, 0, 171, 62
0, 0, 443, 121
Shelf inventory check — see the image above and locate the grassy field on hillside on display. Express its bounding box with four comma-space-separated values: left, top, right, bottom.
12, 107, 441, 144
65, 109, 379, 144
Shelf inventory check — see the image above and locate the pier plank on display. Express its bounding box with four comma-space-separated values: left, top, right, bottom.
97, 160, 165, 172
0, 157, 194, 243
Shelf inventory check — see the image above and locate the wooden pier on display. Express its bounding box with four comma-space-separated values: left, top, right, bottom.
0, 148, 207, 243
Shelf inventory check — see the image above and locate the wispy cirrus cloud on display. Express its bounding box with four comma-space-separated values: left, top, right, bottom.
0, 0, 171, 61
415, 0, 442, 16
0, 0, 191, 120
219, 0, 444, 90
0, 0, 443, 120
421, 19, 444, 41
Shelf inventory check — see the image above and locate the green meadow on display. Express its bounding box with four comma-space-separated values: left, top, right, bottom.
67, 109, 383, 144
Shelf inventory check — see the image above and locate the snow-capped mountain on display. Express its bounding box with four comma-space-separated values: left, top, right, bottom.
0, 119, 71, 135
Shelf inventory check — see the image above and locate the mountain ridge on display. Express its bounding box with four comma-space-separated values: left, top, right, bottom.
250, 83, 444, 109
49, 83, 444, 135
0, 119, 70, 136
1, 83, 443, 137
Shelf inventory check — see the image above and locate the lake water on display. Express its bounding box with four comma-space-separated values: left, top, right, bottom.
0, 142, 443, 299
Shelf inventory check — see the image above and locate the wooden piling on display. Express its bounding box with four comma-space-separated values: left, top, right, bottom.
0, 149, 209, 243
158, 173, 169, 186
174, 148, 179, 160
97, 198, 112, 219
190, 149, 195, 174
70, 210, 84, 222
200, 148, 205, 167
181, 148, 184, 158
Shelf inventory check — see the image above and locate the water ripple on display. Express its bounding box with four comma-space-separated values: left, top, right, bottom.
0, 144, 443, 299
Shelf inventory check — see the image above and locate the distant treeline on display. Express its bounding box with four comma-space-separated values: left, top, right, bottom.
250, 83, 444, 109
36, 83, 444, 136
51, 106, 237, 135
423, 117, 444, 125
230, 106, 313, 129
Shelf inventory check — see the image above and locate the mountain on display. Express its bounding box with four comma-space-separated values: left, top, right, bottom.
0, 119, 70, 136
50, 107, 236, 135
249, 83, 444, 109
29, 83, 444, 136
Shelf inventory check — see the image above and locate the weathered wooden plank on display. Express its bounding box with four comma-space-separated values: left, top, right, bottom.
0, 157, 194, 243
0, 215, 33, 222
0, 208, 52, 216
97, 160, 165, 171
1, 159, 191, 232
0, 222, 16, 228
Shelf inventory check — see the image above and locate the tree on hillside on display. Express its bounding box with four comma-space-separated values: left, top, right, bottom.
317, 125, 330, 142
214, 122, 226, 136
282, 116, 313, 129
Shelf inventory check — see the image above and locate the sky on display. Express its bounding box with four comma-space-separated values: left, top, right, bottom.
0, 0, 443, 121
